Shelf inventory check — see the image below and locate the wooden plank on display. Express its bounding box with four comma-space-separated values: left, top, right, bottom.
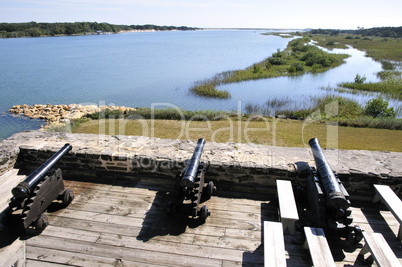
61, 201, 263, 231
0, 169, 25, 211
64, 180, 270, 206
72, 191, 268, 221
360, 231, 401, 267
224, 228, 261, 240
49, 215, 258, 251
373, 184, 402, 239
47, 210, 226, 238
67, 181, 267, 214
0, 174, 25, 266
39, 225, 101, 243
29, 219, 262, 264
29, 223, 261, 264
26, 246, 159, 267
264, 221, 286, 267
303, 227, 335, 267
27, 235, 223, 267
68, 198, 264, 223
26, 259, 72, 267
47, 218, 197, 245
222, 260, 255, 267
276, 180, 299, 235
70, 192, 269, 223
193, 235, 261, 252
96, 232, 262, 263
0, 238, 25, 267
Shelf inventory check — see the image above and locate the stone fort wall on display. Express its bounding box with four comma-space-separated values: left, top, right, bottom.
1, 131, 401, 200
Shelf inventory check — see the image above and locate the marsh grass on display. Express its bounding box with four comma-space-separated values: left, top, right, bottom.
245, 96, 293, 116
245, 94, 402, 130
339, 70, 402, 100
189, 37, 349, 98
87, 107, 231, 121
381, 60, 396, 70
73, 118, 402, 151
245, 95, 364, 118
338, 116, 402, 130
377, 70, 402, 80
189, 83, 231, 99
306, 34, 402, 61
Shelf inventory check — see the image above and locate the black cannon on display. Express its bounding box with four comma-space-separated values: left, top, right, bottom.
4, 143, 74, 234
167, 138, 215, 221
307, 138, 362, 244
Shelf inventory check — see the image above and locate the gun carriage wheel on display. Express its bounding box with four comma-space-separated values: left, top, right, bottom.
199, 205, 210, 221
33, 214, 49, 234
206, 181, 215, 199
60, 188, 74, 207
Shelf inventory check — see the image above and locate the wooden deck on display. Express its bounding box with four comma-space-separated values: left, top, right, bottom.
1, 172, 402, 266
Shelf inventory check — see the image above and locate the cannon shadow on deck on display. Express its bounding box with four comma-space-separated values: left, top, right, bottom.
136, 191, 206, 242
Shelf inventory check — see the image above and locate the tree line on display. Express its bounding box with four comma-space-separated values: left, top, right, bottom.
0, 22, 198, 38
310, 26, 402, 38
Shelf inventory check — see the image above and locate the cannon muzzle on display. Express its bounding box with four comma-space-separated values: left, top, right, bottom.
12, 143, 72, 199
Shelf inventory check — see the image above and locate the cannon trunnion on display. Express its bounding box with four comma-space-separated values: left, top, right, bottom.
4, 144, 74, 234
307, 138, 362, 244
167, 138, 215, 221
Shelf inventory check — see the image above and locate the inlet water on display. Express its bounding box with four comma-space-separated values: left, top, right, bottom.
0, 30, 394, 141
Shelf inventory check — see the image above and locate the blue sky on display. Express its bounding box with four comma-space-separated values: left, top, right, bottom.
1, 0, 401, 29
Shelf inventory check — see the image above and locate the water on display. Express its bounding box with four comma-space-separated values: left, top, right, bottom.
0, 30, 394, 141
219, 45, 386, 109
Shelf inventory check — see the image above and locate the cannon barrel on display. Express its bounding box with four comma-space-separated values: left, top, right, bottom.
179, 138, 206, 188
309, 138, 348, 216
12, 143, 72, 199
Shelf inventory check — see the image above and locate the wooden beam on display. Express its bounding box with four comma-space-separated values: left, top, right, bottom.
276, 180, 299, 235
264, 221, 286, 267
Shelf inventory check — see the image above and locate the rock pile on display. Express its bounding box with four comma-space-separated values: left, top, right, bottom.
9, 104, 135, 125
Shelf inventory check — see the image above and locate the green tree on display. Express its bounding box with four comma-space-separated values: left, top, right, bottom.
365, 97, 396, 118
354, 74, 367, 84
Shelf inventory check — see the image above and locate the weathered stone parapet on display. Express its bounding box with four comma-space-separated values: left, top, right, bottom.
0, 140, 20, 175
1, 130, 401, 198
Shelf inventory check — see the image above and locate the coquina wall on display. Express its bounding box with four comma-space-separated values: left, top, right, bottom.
1, 131, 401, 199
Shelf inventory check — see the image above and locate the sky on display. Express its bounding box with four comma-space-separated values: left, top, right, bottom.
0, 0, 401, 29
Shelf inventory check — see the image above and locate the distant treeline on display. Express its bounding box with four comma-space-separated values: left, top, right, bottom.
0, 22, 198, 38
310, 27, 402, 38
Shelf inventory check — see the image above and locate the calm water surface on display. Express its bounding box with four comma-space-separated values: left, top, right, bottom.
0, 30, 395, 141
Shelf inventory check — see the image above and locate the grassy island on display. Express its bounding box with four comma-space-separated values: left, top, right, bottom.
339, 71, 402, 100
189, 37, 349, 98
307, 29, 402, 61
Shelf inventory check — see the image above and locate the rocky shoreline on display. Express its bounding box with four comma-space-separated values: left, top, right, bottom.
9, 104, 135, 126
